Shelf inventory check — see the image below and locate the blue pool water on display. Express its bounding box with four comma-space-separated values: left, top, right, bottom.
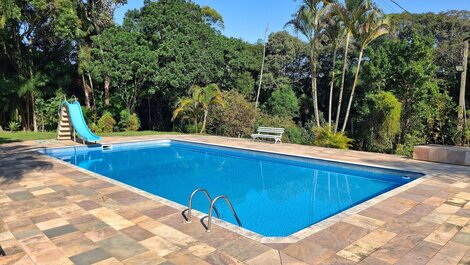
42, 140, 422, 237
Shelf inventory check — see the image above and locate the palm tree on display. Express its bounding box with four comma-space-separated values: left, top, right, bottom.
332, 0, 370, 132
172, 84, 223, 134
286, 0, 331, 127
340, 10, 389, 132
323, 14, 344, 128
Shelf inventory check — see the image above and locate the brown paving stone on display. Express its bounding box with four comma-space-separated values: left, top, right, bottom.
369, 241, 410, 264
246, 249, 282, 265
204, 250, 244, 264
106, 191, 149, 206
453, 231, 470, 246
84, 226, 119, 242
142, 205, 179, 220
30, 211, 61, 223
121, 251, 166, 265
76, 199, 102, 211
139, 236, 180, 257
164, 250, 211, 265
281, 239, 335, 264
119, 225, 154, 242
425, 222, 461, 245
318, 255, 356, 265
98, 234, 148, 261
220, 237, 271, 262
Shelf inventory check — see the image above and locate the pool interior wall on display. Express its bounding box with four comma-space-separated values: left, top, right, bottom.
41, 140, 423, 237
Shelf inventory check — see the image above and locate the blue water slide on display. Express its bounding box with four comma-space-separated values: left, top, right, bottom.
63, 100, 101, 142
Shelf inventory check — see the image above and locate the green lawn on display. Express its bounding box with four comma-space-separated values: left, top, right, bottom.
0, 131, 181, 145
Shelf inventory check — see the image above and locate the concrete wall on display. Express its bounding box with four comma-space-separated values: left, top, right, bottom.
413, 145, 470, 166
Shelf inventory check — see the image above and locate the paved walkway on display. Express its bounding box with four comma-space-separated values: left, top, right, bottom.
1, 135, 470, 265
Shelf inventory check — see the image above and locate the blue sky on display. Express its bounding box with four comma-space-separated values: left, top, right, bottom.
114, 0, 470, 43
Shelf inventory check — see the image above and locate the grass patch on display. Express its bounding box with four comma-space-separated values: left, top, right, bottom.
0, 131, 181, 145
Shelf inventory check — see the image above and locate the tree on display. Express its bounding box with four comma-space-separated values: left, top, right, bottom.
341, 9, 389, 132
332, 0, 370, 132
90, 26, 158, 112
207, 90, 259, 137
286, 0, 332, 127
172, 84, 224, 133
264, 84, 299, 117
323, 14, 344, 127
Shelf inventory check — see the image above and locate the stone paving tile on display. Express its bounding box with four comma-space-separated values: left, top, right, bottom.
219, 237, 271, 262
97, 234, 148, 261
281, 239, 335, 264
2, 135, 470, 265
119, 225, 154, 242
69, 247, 112, 265
43, 224, 77, 238
121, 251, 166, 265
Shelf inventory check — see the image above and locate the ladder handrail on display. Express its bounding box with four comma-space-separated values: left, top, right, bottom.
206, 195, 242, 232
186, 188, 220, 223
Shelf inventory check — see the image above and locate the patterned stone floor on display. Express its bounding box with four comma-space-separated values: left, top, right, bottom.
1, 135, 470, 265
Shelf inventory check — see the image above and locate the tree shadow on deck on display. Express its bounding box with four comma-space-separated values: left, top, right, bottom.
0, 143, 53, 185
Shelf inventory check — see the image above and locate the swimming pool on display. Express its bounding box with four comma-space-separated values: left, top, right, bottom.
42, 140, 423, 237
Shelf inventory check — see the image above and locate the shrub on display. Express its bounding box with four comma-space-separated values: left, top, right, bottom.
97, 111, 116, 133
312, 126, 352, 149
118, 109, 140, 131
7, 121, 20, 132
264, 84, 299, 118
207, 90, 258, 137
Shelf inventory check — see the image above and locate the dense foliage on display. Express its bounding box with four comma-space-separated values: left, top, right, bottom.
1, 0, 469, 156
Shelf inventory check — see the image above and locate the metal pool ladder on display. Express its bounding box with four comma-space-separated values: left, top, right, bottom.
186, 188, 220, 223
186, 188, 242, 232
206, 195, 242, 232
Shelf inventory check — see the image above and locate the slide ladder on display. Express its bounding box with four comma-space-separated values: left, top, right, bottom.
57, 99, 101, 143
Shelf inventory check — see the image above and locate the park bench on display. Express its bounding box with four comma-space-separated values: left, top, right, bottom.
251, 127, 284, 144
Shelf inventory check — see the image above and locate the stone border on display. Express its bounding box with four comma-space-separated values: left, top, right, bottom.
36, 138, 432, 244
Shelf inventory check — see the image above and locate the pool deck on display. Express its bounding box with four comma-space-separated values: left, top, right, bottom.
1, 135, 470, 265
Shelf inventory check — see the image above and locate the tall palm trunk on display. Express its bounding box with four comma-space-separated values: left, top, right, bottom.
31, 93, 37, 132
341, 47, 364, 132
334, 32, 351, 133
104, 76, 110, 106
200, 109, 208, 134
328, 41, 338, 128
82, 73, 91, 108
310, 42, 320, 127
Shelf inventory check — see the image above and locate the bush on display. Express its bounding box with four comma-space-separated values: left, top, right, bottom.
97, 111, 116, 133
312, 126, 352, 149
207, 90, 258, 137
118, 109, 140, 131
7, 121, 20, 132
264, 84, 299, 118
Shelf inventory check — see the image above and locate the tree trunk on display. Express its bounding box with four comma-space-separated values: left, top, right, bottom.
25, 97, 31, 131
82, 73, 91, 108
328, 42, 338, 128
341, 48, 364, 133
31, 93, 38, 132
200, 109, 208, 134
255, 27, 268, 109
334, 32, 351, 133
457, 40, 468, 139
104, 76, 110, 106
194, 114, 198, 134
87, 72, 95, 109
310, 42, 320, 127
